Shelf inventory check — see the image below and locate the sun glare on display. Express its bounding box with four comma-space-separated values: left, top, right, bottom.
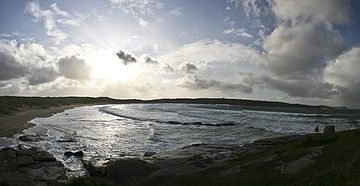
87, 49, 137, 81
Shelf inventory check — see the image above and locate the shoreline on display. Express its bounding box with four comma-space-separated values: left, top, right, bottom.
0, 104, 96, 137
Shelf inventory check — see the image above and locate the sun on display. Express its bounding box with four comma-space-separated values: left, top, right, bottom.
86, 49, 137, 81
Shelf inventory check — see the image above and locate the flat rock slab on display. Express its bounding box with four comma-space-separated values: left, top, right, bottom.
0, 146, 66, 185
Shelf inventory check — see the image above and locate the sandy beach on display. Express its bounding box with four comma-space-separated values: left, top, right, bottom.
0, 104, 90, 137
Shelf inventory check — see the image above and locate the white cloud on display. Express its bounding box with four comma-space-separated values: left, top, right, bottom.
0, 39, 58, 84
24, 1, 86, 44
325, 47, 360, 87
168, 7, 183, 16
223, 28, 253, 38
239, 32, 252, 38
138, 17, 148, 27
108, 0, 163, 17
268, 0, 350, 26
226, 0, 268, 18
261, 23, 345, 78
159, 39, 259, 68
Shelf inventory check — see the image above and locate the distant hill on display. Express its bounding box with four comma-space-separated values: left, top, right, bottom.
146, 98, 332, 109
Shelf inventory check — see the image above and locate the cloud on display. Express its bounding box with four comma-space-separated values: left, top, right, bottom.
116, 50, 137, 65
0, 40, 58, 85
180, 63, 198, 74
140, 54, 158, 64
241, 0, 353, 105
24, 1, 86, 44
260, 23, 345, 79
261, 76, 337, 99
268, 0, 350, 25
324, 47, 360, 87
180, 75, 252, 93
223, 28, 253, 38
27, 67, 57, 85
159, 39, 259, 67
226, 0, 269, 18
108, 0, 162, 26
156, 40, 258, 95
161, 63, 174, 73
176, 62, 252, 94
138, 17, 148, 27
168, 7, 183, 16
108, 0, 163, 14
0, 51, 28, 81
324, 47, 360, 107
58, 55, 91, 80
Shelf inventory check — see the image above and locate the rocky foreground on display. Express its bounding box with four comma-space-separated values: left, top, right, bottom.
77, 128, 360, 185
0, 146, 66, 185
1, 128, 360, 185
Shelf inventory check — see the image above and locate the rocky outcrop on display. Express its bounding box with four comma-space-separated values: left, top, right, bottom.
324, 125, 335, 133
18, 134, 44, 142
0, 146, 66, 185
143, 151, 156, 157
81, 156, 156, 185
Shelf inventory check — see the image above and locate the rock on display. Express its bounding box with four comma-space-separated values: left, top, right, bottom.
82, 156, 156, 185
57, 137, 76, 143
168, 121, 182, 124
324, 126, 335, 133
143, 151, 156, 157
34, 151, 56, 162
17, 156, 35, 166
64, 150, 84, 158
64, 151, 73, 157
74, 151, 84, 157
0, 148, 17, 171
18, 134, 44, 142
0, 147, 66, 185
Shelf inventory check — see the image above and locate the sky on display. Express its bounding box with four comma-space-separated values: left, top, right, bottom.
1, 0, 360, 108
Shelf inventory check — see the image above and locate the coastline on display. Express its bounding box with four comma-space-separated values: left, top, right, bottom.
0, 99, 359, 185
0, 104, 94, 137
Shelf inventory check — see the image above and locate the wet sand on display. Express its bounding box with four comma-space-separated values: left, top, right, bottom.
0, 104, 91, 137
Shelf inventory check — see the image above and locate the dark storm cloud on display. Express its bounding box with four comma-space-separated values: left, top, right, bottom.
58, 55, 91, 80
116, 50, 137, 65
0, 51, 28, 80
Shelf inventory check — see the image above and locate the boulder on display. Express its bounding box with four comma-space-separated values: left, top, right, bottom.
64, 150, 84, 158
17, 156, 35, 166
74, 151, 84, 158
0, 147, 66, 185
64, 151, 73, 157
18, 134, 44, 142
323, 126, 335, 133
143, 151, 156, 157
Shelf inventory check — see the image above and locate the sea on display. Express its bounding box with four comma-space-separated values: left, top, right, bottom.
1, 103, 359, 176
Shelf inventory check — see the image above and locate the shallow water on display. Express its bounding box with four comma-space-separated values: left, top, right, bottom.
2, 103, 359, 175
